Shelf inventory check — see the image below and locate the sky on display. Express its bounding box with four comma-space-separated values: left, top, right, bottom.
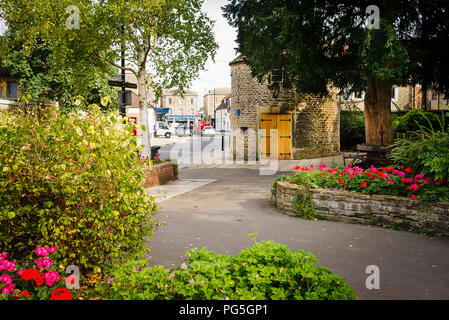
191, 0, 238, 108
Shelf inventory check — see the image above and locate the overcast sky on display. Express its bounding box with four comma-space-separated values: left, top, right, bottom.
192, 0, 238, 107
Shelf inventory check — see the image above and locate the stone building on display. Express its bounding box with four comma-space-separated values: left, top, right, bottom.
229, 55, 340, 160
158, 89, 199, 116
201, 88, 231, 118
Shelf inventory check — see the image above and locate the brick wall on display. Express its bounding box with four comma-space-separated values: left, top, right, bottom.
230, 59, 340, 159
142, 162, 177, 188
275, 181, 449, 236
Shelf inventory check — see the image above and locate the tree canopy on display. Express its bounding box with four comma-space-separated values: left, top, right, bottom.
223, 0, 449, 97
223, 0, 449, 145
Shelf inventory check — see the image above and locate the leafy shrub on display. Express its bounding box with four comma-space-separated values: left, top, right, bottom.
340, 111, 365, 151
392, 109, 445, 133
389, 113, 449, 182
0, 104, 158, 272
93, 238, 356, 300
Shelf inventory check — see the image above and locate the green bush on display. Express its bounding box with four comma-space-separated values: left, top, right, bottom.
340, 111, 365, 151
389, 114, 449, 182
0, 104, 158, 272
93, 238, 356, 300
392, 109, 445, 133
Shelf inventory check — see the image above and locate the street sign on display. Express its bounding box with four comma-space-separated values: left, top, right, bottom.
118, 90, 132, 106
108, 79, 138, 89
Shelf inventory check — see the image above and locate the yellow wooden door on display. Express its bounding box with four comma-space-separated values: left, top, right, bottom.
260, 114, 291, 159
260, 113, 276, 159
277, 114, 292, 160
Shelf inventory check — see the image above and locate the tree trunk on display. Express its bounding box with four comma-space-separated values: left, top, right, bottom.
364, 77, 394, 146
137, 58, 151, 159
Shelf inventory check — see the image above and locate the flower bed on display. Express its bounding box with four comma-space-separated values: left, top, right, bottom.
272, 164, 449, 236
1, 246, 73, 300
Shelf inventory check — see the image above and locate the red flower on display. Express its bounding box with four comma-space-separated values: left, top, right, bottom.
381, 167, 387, 171
337, 178, 343, 183
289, 181, 293, 184
22, 290, 30, 298
405, 168, 412, 174
50, 288, 72, 301
294, 166, 301, 170
400, 178, 407, 183
361, 182, 367, 188
35, 273, 45, 286
21, 268, 40, 281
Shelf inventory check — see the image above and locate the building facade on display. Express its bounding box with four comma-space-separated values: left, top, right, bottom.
158, 89, 199, 116
229, 55, 340, 160
215, 94, 231, 132
202, 88, 231, 118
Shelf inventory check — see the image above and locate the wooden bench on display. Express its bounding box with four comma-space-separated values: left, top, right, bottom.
343, 152, 367, 166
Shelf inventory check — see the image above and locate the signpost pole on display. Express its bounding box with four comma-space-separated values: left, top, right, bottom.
120, 24, 126, 118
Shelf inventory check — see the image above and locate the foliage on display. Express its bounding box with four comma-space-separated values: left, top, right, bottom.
389, 114, 449, 182
223, 1, 449, 96
0, 102, 159, 272
0, 246, 73, 300
294, 188, 315, 220
93, 238, 356, 300
0, 37, 117, 112
392, 109, 446, 133
1, 0, 218, 157
277, 164, 448, 203
340, 110, 365, 151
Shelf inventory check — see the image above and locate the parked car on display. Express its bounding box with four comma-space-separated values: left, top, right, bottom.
156, 121, 175, 138
202, 126, 215, 136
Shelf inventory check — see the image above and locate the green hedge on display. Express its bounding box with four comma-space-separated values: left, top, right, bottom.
0, 104, 158, 272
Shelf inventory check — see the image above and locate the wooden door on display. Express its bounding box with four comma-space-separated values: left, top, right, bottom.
277, 114, 292, 160
260, 113, 276, 158
260, 114, 291, 159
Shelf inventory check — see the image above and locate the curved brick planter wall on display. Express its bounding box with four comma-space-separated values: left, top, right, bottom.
142, 162, 177, 188
275, 181, 449, 236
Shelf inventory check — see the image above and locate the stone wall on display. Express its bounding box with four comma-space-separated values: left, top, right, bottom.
229, 57, 340, 160
275, 181, 449, 236
142, 162, 177, 188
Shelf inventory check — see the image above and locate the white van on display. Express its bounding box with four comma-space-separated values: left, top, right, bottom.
156, 121, 175, 138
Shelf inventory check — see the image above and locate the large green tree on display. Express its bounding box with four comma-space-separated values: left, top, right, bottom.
1, 0, 217, 157
223, 0, 449, 146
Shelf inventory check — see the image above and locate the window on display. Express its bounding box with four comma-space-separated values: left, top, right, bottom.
190, 98, 194, 105
190, 108, 195, 115
168, 108, 172, 114
391, 86, 398, 101
179, 108, 184, 115
168, 97, 172, 105
431, 90, 438, 100
179, 98, 183, 104
8, 82, 18, 98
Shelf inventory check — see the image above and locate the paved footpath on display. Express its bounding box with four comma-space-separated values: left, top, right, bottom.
145, 167, 449, 300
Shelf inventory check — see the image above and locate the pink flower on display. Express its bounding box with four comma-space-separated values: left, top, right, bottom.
35, 247, 49, 257
44, 271, 60, 286
415, 174, 425, 179
310, 164, 315, 168
48, 246, 57, 253
169, 273, 176, 279
408, 184, 419, 191
17, 269, 25, 276
411, 195, 417, 199
387, 181, 394, 185
1, 287, 10, 295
